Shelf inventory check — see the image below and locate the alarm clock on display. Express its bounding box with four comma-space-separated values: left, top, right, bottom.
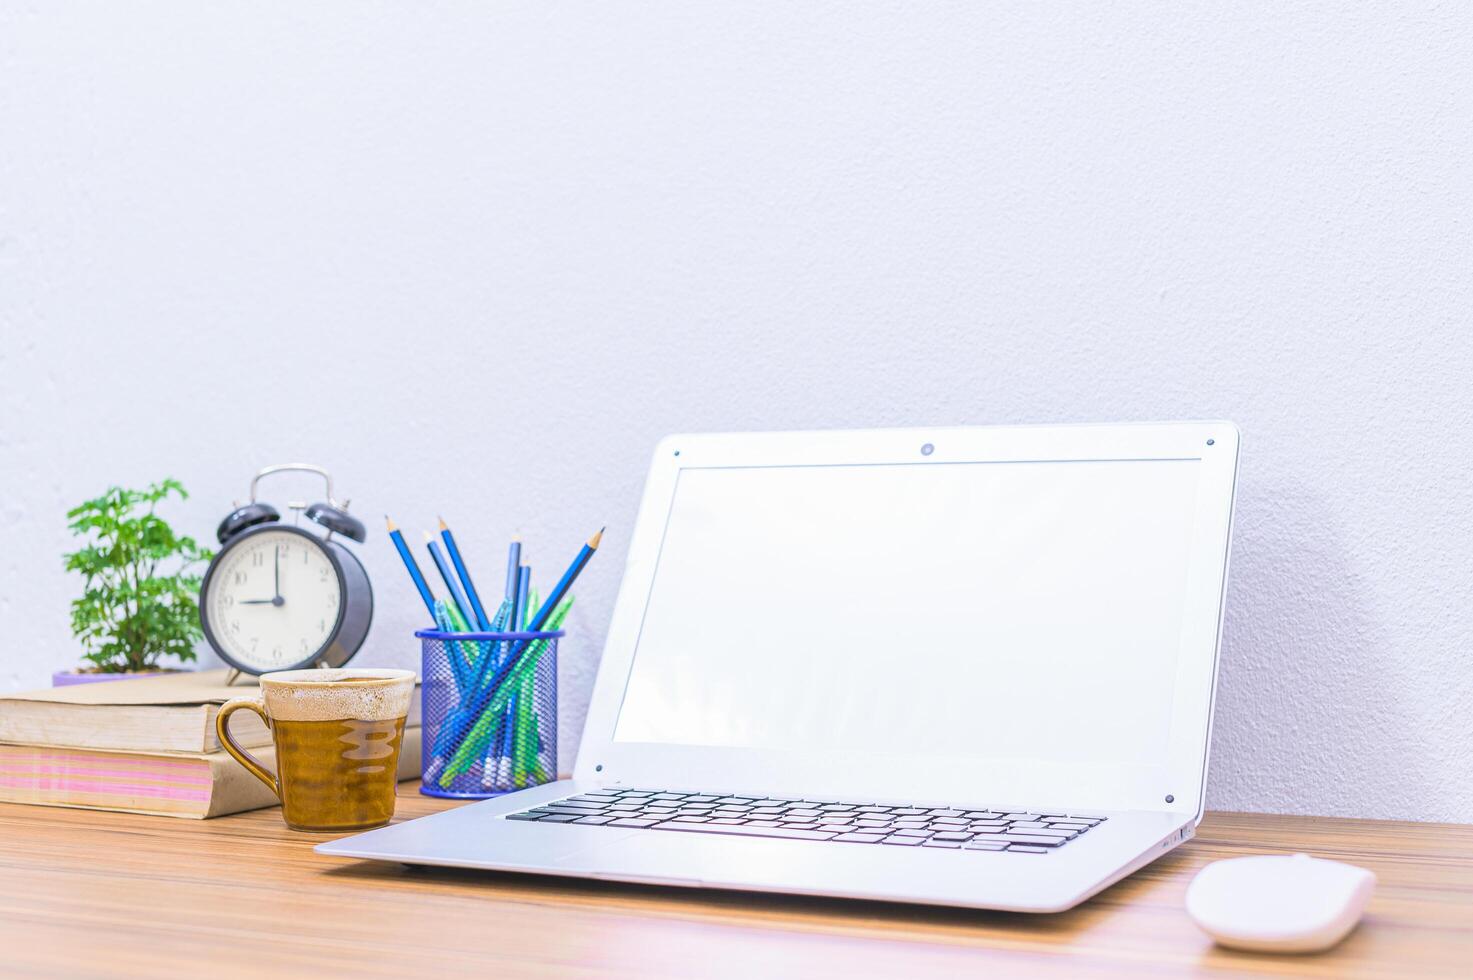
199, 464, 373, 678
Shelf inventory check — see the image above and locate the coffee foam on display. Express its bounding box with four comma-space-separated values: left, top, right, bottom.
260, 668, 415, 722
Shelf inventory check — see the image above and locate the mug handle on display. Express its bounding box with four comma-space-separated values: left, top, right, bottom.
215, 698, 280, 799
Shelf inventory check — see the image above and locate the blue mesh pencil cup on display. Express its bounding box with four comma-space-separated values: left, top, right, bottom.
416, 628, 561, 799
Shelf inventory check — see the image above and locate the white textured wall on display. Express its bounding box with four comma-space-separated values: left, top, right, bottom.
2, 3, 1470, 822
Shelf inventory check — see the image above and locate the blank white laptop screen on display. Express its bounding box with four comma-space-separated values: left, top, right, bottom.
613, 459, 1200, 772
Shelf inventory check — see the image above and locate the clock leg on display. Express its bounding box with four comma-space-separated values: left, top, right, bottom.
225, 668, 244, 687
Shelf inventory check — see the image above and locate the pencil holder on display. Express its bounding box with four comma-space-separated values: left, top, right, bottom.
415, 629, 561, 799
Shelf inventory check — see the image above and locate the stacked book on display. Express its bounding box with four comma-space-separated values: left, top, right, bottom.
0, 669, 421, 818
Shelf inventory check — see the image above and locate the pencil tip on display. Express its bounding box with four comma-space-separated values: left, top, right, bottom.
438, 516, 447, 530
423, 530, 434, 542
589, 527, 604, 548
385, 515, 396, 532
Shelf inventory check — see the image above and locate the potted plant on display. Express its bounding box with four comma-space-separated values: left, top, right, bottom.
60, 479, 212, 685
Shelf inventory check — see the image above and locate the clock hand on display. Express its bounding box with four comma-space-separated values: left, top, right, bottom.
239, 597, 286, 606
273, 549, 281, 601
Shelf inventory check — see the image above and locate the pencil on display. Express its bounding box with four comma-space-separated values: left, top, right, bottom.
524, 528, 601, 633
424, 532, 475, 629
516, 567, 531, 631
386, 516, 436, 620
439, 517, 492, 630
432, 600, 471, 693
504, 540, 522, 635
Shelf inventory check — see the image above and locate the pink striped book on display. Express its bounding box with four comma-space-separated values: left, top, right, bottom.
0, 727, 421, 818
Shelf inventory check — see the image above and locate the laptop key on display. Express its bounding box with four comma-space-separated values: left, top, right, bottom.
539, 813, 581, 823
652, 822, 837, 841
891, 829, 932, 838
834, 832, 888, 843
1008, 845, 1049, 853
573, 815, 616, 825
1001, 834, 1068, 846
922, 840, 961, 848
964, 841, 1009, 851
504, 812, 543, 821
880, 835, 924, 846
609, 818, 660, 828
930, 831, 973, 842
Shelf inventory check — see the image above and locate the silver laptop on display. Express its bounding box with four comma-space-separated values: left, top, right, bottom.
319, 422, 1239, 912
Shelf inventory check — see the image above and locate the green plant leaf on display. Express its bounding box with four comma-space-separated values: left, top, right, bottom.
64, 478, 209, 672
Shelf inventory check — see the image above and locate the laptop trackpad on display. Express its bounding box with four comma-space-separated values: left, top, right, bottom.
577, 829, 866, 890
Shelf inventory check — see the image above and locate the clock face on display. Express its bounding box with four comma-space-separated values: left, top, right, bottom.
203, 528, 342, 671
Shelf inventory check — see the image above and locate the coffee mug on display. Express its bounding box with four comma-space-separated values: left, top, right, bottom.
216, 668, 416, 832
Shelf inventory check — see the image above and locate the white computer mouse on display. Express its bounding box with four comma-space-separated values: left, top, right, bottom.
1185, 852, 1376, 953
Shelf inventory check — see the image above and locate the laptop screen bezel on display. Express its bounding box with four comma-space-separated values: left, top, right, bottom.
576, 422, 1238, 819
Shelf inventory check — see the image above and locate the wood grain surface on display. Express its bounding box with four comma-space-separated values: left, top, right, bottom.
1, 787, 1468, 978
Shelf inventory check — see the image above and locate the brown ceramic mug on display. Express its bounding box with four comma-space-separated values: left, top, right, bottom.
216, 668, 416, 832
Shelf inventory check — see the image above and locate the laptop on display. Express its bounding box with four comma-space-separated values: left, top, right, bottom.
319, 421, 1239, 913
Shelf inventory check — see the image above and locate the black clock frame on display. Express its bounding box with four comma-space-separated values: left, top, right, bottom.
199, 523, 374, 674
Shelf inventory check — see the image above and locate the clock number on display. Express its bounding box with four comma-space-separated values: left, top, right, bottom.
303, 549, 309, 566
229, 620, 240, 633
300, 639, 309, 654
222, 594, 234, 607
251, 551, 264, 568
318, 567, 329, 583
233, 571, 246, 586
318, 619, 326, 632
278, 542, 289, 558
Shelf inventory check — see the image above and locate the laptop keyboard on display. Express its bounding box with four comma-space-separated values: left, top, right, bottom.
505, 788, 1106, 854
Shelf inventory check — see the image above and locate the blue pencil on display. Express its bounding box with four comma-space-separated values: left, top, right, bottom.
431, 600, 471, 694
516, 566, 531, 631
439, 517, 492, 630
424, 532, 475, 628
504, 539, 522, 635
385, 516, 436, 620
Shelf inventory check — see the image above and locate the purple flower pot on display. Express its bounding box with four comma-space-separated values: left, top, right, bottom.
52, 669, 187, 687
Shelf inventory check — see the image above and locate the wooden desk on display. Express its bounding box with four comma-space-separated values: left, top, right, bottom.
1, 788, 1468, 978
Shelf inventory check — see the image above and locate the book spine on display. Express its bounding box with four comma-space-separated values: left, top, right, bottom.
0, 748, 214, 815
